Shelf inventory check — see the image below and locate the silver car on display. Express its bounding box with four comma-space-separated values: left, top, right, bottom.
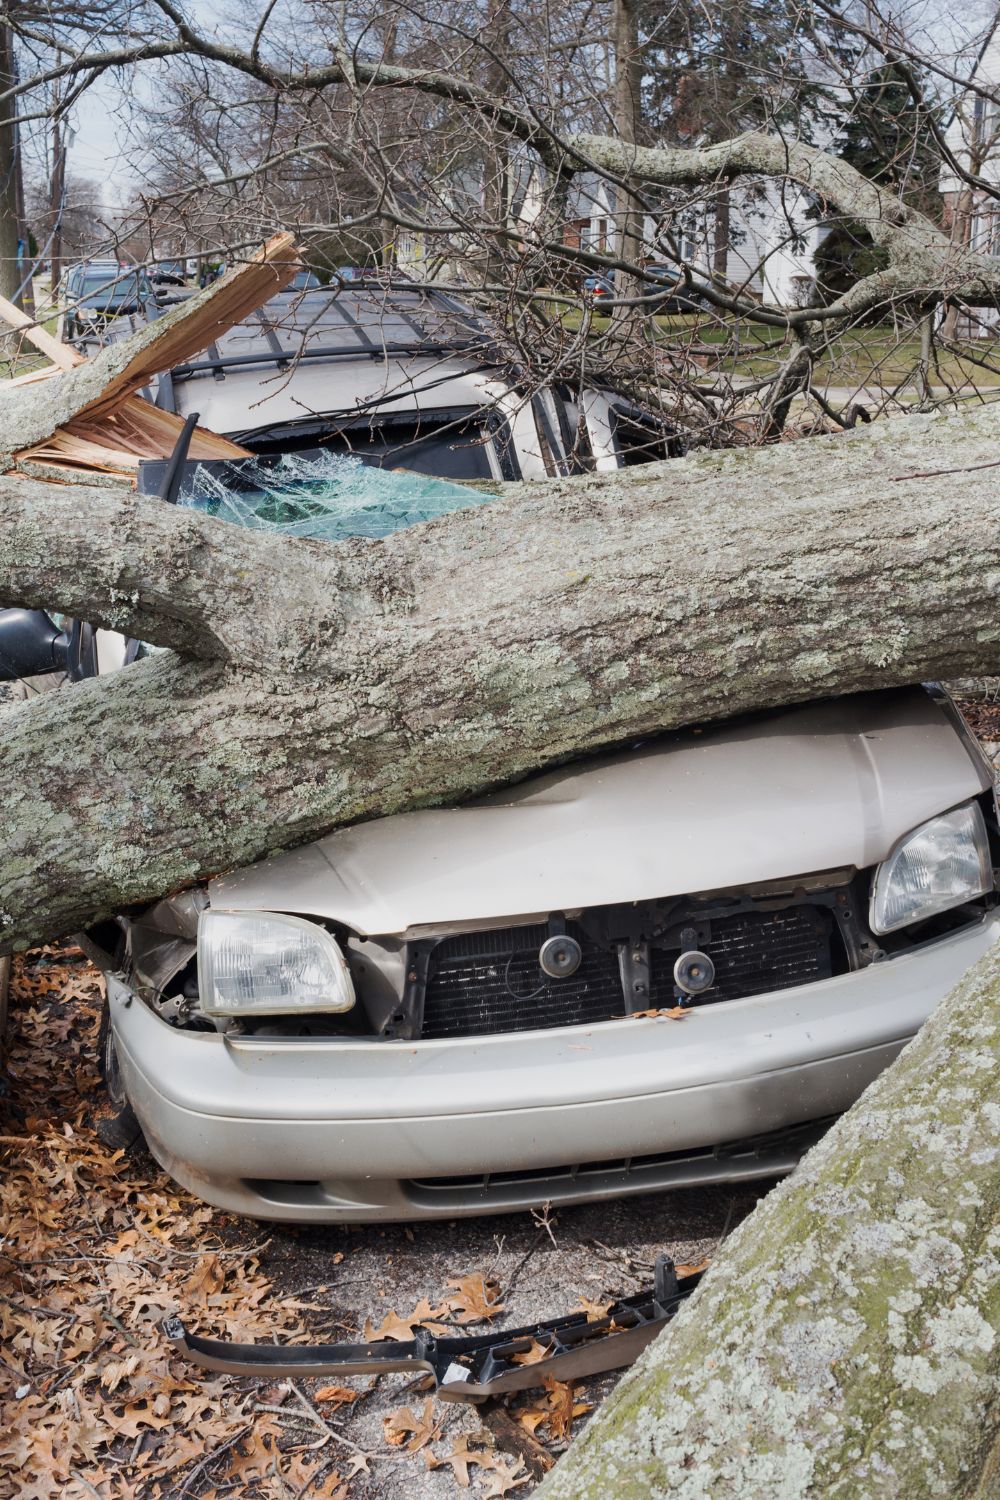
87, 684, 1000, 1222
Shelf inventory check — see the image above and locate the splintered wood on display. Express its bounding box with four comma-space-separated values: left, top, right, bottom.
0, 232, 303, 479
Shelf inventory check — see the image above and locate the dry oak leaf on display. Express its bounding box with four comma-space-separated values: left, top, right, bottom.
510, 1338, 554, 1366
425, 1435, 502, 1487
573, 1295, 614, 1322
363, 1296, 450, 1341
629, 1007, 689, 1020
223, 1421, 284, 1482
445, 1273, 505, 1324
382, 1397, 441, 1453
541, 1377, 592, 1441
479, 1458, 533, 1497
183, 1254, 226, 1300
676, 1257, 711, 1278
314, 1384, 362, 1408
98, 1353, 140, 1394
517, 1378, 591, 1441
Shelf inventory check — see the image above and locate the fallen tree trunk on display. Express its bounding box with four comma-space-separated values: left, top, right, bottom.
1, 399, 1000, 949
537, 935, 1000, 1500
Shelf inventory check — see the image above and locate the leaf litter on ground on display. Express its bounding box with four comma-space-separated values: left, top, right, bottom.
0, 946, 641, 1498
0, 949, 361, 1499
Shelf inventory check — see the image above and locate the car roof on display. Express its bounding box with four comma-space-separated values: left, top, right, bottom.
69, 261, 124, 274
151, 282, 497, 379
83, 282, 515, 438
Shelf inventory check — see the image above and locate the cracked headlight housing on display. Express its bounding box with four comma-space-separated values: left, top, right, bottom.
198, 910, 356, 1017
870, 802, 993, 935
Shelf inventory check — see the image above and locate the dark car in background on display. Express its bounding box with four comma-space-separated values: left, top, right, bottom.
150, 259, 187, 286
60, 261, 152, 341
639, 263, 705, 313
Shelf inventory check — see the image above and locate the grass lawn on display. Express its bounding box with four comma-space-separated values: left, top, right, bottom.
538, 299, 1000, 398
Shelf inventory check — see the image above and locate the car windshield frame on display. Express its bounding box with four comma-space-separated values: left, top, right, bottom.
77, 269, 147, 301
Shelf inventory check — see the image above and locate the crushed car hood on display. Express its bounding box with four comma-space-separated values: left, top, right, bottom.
211, 688, 991, 936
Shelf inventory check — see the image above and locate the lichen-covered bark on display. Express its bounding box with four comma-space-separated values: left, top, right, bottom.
538, 937, 1000, 1500
1, 400, 1000, 949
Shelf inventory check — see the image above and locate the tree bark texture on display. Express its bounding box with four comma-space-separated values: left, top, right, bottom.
1, 401, 1000, 951
537, 935, 1000, 1499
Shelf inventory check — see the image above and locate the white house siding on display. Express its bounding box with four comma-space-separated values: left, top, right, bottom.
940, 17, 1000, 332
554, 174, 822, 308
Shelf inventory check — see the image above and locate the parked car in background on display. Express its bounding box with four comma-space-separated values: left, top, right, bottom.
150, 259, 187, 286
77, 279, 681, 476
60, 261, 152, 341
583, 274, 615, 306
639, 263, 705, 314
288, 269, 322, 289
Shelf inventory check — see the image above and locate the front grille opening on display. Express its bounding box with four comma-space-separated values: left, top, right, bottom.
421, 924, 623, 1040
418, 903, 842, 1041
408, 1117, 838, 1201
649, 907, 836, 1007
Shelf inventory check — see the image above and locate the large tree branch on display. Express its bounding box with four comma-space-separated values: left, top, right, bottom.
2, 401, 1000, 950
9, 9, 1000, 325
570, 131, 1000, 321
0, 477, 365, 666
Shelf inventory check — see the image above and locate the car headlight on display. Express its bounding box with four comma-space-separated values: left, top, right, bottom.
870, 802, 993, 935
197, 909, 356, 1017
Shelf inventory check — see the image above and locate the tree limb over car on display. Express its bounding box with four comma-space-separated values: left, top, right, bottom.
1, 397, 1000, 953
9, 5, 1000, 333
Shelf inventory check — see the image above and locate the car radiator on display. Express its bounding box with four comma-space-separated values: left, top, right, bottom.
419, 906, 834, 1040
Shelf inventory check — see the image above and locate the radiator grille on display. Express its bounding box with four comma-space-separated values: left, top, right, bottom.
418, 906, 835, 1039
421, 924, 624, 1039
650, 907, 833, 1007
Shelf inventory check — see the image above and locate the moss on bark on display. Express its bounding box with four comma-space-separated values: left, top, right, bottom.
538, 940, 1000, 1499
2, 400, 1000, 947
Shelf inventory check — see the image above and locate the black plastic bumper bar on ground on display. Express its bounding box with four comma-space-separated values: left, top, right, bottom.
164, 1255, 702, 1404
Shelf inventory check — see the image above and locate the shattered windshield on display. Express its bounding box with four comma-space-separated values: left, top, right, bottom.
178, 449, 488, 541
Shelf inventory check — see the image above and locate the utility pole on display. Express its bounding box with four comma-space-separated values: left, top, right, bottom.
0, 6, 23, 305
482, 0, 513, 289
612, 0, 644, 310
49, 110, 67, 289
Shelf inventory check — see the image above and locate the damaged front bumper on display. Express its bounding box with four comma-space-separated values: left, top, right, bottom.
165, 1255, 703, 1401
108, 912, 1000, 1222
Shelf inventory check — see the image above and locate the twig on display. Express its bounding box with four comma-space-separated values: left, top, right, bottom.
530, 1201, 559, 1248
174, 1422, 253, 1498
70, 1473, 104, 1500
288, 1382, 372, 1458
499, 1238, 542, 1305
890, 457, 1000, 482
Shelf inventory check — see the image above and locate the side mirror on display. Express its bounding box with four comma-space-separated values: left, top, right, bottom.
0, 608, 70, 681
